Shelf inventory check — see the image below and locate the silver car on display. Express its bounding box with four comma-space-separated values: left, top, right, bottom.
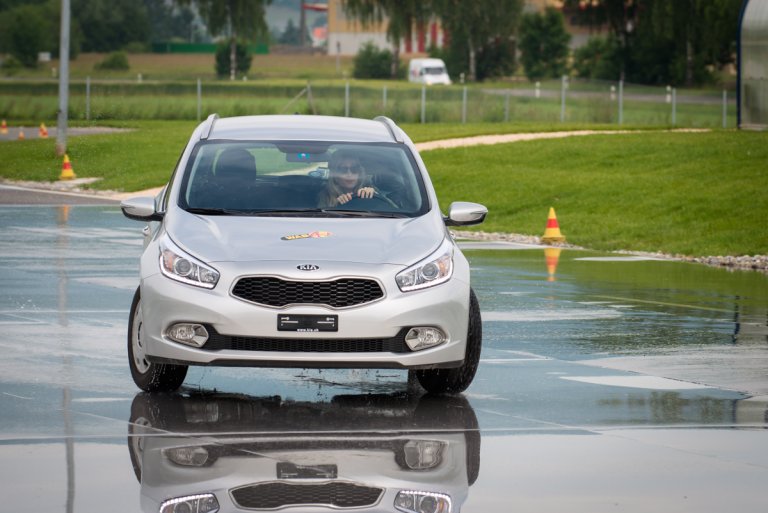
121, 114, 487, 394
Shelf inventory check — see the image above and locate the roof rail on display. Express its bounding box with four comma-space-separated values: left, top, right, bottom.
200, 113, 219, 140
374, 116, 403, 143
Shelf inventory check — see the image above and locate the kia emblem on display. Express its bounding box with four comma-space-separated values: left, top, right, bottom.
297, 264, 320, 271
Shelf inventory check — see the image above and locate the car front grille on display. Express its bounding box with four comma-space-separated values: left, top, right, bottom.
202, 326, 410, 353
231, 277, 384, 308
230, 481, 383, 509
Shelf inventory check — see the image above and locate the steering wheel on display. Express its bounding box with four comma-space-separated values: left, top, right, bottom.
335, 192, 399, 210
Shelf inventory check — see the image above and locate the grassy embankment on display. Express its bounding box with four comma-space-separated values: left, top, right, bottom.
0, 120, 765, 258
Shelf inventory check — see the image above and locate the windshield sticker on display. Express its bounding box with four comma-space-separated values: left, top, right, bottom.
281, 231, 333, 241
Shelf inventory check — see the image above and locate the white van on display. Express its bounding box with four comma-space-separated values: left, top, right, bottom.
408, 58, 451, 85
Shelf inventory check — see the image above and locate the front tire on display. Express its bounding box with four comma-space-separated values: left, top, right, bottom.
415, 288, 482, 394
128, 287, 188, 392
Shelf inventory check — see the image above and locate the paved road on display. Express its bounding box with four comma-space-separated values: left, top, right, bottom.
1, 196, 767, 513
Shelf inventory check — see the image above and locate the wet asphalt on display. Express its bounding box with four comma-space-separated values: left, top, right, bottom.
1, 187, 767, 513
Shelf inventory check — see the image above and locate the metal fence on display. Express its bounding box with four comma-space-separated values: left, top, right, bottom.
0, 77, 736, 128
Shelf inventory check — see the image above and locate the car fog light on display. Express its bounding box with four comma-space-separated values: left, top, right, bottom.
394, 491, 451, 513
164, 446, 210, 467
403, 440, 445, 470
167, 323, 209, 347
405, 327, 446, 351
160, 493, 219, 513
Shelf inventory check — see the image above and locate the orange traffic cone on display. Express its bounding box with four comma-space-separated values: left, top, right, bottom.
0, 119, 7, 135
544, 247, 561, 282
60, 154, 77, 180
541, 207, 565, 243
39, 123, 48, 138
18, 128, 25, 140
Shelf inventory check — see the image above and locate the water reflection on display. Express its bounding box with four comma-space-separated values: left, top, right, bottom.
128, 392, 480, 513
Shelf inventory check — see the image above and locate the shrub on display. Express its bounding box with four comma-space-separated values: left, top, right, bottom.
572, 37, 621, 80
1, 55, 23, 76
95, 51, 130, 71
353, 41, 403, 79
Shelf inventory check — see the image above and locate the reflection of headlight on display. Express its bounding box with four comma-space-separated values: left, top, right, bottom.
403, 440, 445, 470
164, 446, 211, 467
395, 490, 451, 513
160, 493, 219, 513
396, 240, 453, 292
159, 238, 219, 289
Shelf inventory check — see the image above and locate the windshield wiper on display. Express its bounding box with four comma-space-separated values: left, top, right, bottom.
323, 209, 408, 218
185, 207, 231, 215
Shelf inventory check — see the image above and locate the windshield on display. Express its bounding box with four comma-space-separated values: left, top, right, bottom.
178, 141, 429, 217
424, 67, 446, 75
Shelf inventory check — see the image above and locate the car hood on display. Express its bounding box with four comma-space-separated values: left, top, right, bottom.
164, 210, 448, 266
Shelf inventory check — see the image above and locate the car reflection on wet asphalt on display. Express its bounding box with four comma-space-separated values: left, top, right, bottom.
1, 202, 768, 512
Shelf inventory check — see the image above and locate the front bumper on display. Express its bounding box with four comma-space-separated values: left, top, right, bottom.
139, 259, 471, 370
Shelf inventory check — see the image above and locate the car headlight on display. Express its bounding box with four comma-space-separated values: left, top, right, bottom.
159, 238, 219, 289
396, 240, 454, 292
395, 491, 451, 513
160, 494, 219, 513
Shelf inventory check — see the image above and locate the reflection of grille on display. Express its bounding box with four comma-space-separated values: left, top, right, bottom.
202, 326, 410, 353
232, 277, 384, 308
231, 482, 383, 509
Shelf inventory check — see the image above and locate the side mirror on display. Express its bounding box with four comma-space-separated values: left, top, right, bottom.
445, 201, 487, 226
121, 196, 163, 222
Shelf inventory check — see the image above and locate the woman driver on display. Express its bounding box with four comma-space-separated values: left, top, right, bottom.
317, 150, 376, 208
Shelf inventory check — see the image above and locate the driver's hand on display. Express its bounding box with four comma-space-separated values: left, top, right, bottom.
337, 192, 353, 204
357, 187, 375, 199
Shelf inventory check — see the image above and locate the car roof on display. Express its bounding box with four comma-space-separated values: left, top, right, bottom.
204, 115, 403, 143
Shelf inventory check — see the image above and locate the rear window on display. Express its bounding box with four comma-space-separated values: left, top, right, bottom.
178, 141, 429, 217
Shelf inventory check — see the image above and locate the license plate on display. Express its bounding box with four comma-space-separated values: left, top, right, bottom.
277, 314, 338, 332
277, 462, 338, 479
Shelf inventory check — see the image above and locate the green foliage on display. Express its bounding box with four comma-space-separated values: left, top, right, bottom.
277, 18, 309, 46
572, 36, 621, 80
0, 55, 22, 75
353, 42, 402, 80
0, 3, 55, 68
73, 0, 150, 52
562, 0, 742, 87
436, 0, 523, 82
215, 41, 252, 78
94, 51, 130, 71
519, 7, 571, 82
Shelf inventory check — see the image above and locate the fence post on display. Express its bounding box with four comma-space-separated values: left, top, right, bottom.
618, 80, 624, 125
672, 88, 677, 126
196, 78, 202, 121
462, 86, 467, 124
85, 76, 91, 121
722, 90, 727, 128
504, 90, 511, 122
421, 85, 426, 124
345, 81, 350, 117
382, 85, 387, 113
560, 75, 567, 122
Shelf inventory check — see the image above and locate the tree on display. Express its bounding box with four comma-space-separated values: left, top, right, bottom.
73, 0, 151, 52
563, 0, 742, 86
342, 0, 429, 79
176, 0, 270, 80
435, 0, 523, 82
519, 7, 571, 81
572, 36, 621, 80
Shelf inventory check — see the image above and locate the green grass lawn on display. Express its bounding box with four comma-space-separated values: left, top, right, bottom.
0, 120, 765, 258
